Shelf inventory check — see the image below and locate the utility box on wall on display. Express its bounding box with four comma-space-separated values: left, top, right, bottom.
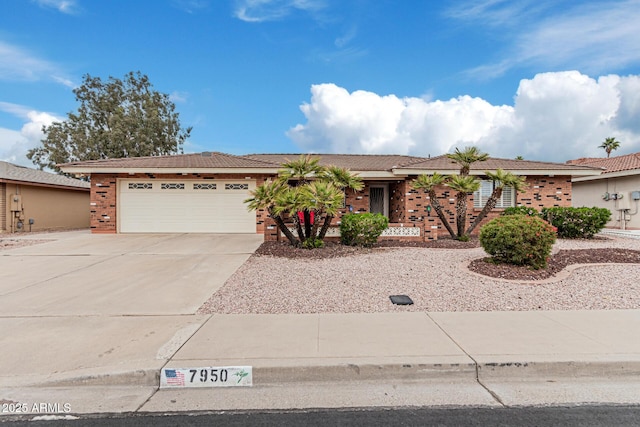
10, 194, 22, 212
618, 193, 631, 210
632, 191, 640, 201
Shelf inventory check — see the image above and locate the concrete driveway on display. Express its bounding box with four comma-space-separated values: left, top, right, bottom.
0, 231, 261, 389
0, 231, 262, 316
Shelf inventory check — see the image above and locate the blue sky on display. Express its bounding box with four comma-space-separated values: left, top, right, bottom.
2, 0, 640, 166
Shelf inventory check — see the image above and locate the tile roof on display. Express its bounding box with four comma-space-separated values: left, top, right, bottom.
394, 155, 601, 172
61, 152, 280, 169
59, 151, 602, 176
0, 161, 90, 189
244, 153, 427, 171
566, 152, 640, 174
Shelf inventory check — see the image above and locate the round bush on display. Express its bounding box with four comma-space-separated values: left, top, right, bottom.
502, 206, 539, 217
541, 207, 611, 239
479, 215, 557, 270
340, 213, 389, 247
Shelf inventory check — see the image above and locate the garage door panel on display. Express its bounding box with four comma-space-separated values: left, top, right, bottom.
119, 180, 255, 233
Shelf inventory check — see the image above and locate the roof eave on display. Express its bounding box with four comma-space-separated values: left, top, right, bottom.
393, 168, 602, 176
573, 169, 640, 182
0, 178, 90, 191
355, 171, 401, 179
59, 166, 280, 174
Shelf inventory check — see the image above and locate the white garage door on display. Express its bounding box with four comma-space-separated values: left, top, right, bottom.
119, 180, 256, 233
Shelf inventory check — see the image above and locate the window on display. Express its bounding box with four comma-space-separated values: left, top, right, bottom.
128, 183, 152, 189
161, 183, 185, 190
473, 180, 515, 208
225, 183, 249, 190
193, 183, 217, 190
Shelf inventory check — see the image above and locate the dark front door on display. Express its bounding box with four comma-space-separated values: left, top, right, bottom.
370, 187, 385, 215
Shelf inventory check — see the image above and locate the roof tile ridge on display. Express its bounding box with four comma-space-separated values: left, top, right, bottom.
62, 152, 191, 166
231, 153, 282, 167
395, 156, 434, 167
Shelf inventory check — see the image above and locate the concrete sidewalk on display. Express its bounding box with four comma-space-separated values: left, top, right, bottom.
2, 310, 639, 414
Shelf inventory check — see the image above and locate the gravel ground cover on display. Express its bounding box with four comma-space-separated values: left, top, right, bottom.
0, 237, 52, 250
199, 235, 640, 314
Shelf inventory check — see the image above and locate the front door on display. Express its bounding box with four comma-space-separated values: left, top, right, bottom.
369, 185, 389, 217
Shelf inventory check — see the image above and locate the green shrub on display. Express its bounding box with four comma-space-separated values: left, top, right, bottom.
340, 213, 389, 247
541, 207, 611, 239
479, 214, 557, 269
302, 237, 324, 249
502, 206, 539, 217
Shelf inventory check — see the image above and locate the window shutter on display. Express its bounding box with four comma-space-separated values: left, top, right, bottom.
501, 185, 515, 208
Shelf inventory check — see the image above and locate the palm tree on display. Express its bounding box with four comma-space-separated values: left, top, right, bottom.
299, 181, 345, 241
447, 175, 481, 239
411, 173, 457, 239
447, 146, 489, 176
445, 146, 488, 239
318, 166, 363, 239
273, 185, 308, 243
599, 137, 621, 158
278, 154, 325, 238
466, 169, 527, 235
246, 158, 363, 248
245, 180, 299, 246
278, 154, 323, 183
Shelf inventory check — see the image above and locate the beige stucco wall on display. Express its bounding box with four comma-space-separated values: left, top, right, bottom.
1, 182, 90, 233
0, 183, 6, 232
572, 174, 640, 229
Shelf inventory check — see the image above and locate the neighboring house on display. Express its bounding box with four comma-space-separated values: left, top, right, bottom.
59, 152, 601, 240
568, 152, 640, 230
1, 161, 90, 233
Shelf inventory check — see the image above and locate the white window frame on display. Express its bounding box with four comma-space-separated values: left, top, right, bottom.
473, 180, 515, 208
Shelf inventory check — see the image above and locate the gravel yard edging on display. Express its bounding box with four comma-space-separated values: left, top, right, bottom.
198, 236, 640, 315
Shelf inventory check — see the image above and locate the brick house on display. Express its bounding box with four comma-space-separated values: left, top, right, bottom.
60, 152, 601, 240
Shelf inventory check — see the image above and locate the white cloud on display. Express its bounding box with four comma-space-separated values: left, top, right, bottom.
0, 102, 61, 166
451, 0, 640, 78
0, 41, 73, 86
287, 71, 640, 162
33, 0, 79, 14
234, 0, 325, 22
52, 75, 76, 88
0, 41, 54, 81
334, 26, 357, 48
169, 91, 189, 103
446, 0, 539, 27
515, 1, 640, 73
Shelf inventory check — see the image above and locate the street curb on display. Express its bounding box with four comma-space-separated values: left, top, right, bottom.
32, 360, 640, 388
477, 360, 640, 381
253, 362, 477, 384
38, 369, 159, 387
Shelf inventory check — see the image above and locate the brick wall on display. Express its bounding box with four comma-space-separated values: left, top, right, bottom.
389, 181, 406, 223
90, 175, 117, 233
519, 176, 572, 209
89, 173, 272, 233
400, 176, 573, 239
92, 172, 573, 239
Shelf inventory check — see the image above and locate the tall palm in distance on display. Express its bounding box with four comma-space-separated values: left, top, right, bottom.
599, 137, 621, 158
447, 146, 489, 176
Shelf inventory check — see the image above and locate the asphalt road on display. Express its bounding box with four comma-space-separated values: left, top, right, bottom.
3, 405, 640, 426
